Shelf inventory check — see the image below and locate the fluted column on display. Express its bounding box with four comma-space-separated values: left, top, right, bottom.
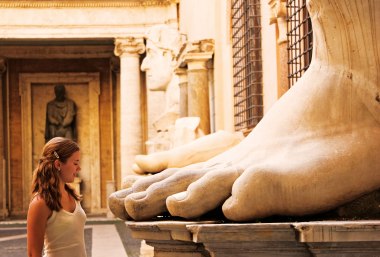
0, 58, 8, 219
184, 39, 214, 135
114, 37, 145, 180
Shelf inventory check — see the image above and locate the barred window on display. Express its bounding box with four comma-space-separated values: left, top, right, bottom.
287, 0, 313, 87
232, 0, 263, 134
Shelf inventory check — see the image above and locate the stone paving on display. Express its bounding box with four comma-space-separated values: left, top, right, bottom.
0, 218, 142, 257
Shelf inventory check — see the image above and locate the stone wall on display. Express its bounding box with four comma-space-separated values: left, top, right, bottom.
7, 58, 113, 216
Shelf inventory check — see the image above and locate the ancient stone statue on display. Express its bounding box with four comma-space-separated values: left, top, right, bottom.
140, 24, 181, 153
45, 84, 77, 142
109, 0, 380, 222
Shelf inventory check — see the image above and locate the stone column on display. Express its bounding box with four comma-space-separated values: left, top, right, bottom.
184, 40, 214, 135
175, 68, 188, 117
269, 0, 289, 97
114, 37, 145, 180
0, 58, 8, 219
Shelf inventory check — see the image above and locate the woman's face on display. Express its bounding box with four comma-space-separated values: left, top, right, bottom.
59, 150, 81, 183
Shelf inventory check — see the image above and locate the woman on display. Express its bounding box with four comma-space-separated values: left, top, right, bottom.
27, 137, 86, 257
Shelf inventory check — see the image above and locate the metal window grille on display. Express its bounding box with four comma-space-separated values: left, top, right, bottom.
287, 0, 313, 87
232, 0, 263, 134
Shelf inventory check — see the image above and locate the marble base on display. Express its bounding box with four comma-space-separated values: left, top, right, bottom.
188, 223, 310, 257
295, 221, 380, 257
125, 220, 380, 257
127, 221, 213, 257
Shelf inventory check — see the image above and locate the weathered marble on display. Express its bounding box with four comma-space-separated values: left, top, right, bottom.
127, 220, 213, 257
126, 220, 380, 257
108, 0, 380, 224
295, 221, 380, 257
188, 223, 311, 257
141, 24, 181, 154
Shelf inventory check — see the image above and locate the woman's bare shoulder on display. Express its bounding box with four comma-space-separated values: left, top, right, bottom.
28, 194, 51, 217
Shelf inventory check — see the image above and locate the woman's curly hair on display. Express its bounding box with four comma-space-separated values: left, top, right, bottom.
31, 137, 81, 211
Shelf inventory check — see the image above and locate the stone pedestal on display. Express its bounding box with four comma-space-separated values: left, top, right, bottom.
126, 220, 380, 257
295, 221, 380, 257
126, 221, 213, 257
188, 223, 310, 257
114, 37, 145, 178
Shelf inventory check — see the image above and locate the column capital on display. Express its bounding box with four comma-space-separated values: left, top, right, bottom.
268, 0, 288, 44
114, 37, 145, 57
187, 39, 215, 54
179, 39, 214, 71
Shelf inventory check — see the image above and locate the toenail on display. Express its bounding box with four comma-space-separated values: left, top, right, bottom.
128, 191, 147, 200
170, 192, 188, 201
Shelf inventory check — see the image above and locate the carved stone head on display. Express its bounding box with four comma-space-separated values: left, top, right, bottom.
54, 84, 66, 101
141, 24, 181, 91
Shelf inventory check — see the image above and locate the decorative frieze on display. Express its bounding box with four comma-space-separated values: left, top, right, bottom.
0, 0, 178, 8
0, 45, 115, 59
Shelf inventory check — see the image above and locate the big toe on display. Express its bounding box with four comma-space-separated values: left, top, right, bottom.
108, 188, 133, 220
167, 166, 242, 219
124, 191, 166, 220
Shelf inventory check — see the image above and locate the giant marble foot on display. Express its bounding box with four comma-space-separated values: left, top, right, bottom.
109, 0, 380, 221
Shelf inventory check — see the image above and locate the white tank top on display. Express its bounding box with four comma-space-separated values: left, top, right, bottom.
43, 201, 87, 257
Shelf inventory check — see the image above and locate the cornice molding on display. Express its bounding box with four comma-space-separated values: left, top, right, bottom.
0, 0, 177, 8
0, 45, 115, 59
